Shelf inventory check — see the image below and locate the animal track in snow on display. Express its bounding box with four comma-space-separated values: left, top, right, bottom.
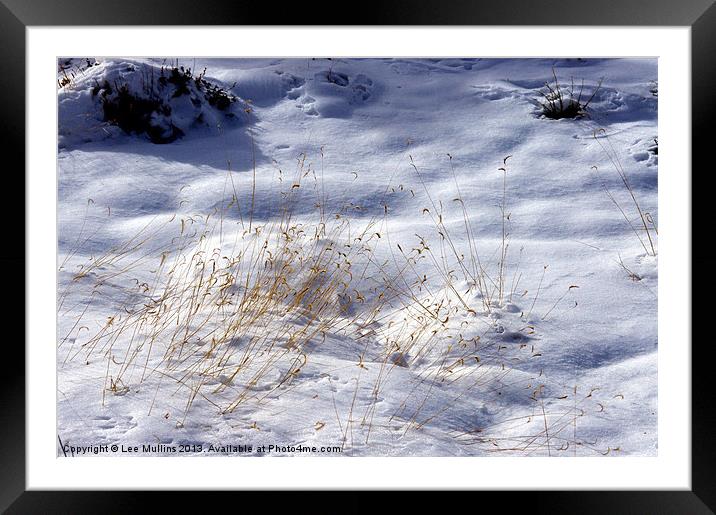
629, 137, 658, 167
432, 58, 480, 70
92, 413, 137, 433
314, 70, 375, 104
231, 69, 306, 108
471, 84, 523, 102
351, 74, 373, 102
296, 95, 319, 116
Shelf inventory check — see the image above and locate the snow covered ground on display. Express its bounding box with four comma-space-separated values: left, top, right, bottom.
57, 57, 657, 457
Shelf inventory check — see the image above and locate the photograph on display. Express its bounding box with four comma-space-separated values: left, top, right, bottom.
56, 56, 658, 458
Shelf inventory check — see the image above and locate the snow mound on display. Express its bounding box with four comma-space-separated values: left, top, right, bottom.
58, 60, 253, 147
305, 69, 375, 118
231, 69, 305, 107
57, 58, 658, 457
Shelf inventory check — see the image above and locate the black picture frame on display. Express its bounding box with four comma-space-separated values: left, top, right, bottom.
2, 1, 711, 512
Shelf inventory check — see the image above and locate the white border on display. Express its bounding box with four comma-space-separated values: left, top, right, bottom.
28, 27, 690, 490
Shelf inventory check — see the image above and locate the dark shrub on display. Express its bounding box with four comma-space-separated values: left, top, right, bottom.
539, 69, 603, 120
93, 65, 238, 143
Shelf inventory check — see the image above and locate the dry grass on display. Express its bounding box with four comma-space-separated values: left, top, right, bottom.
58, 147, 610, 455
57, 58, 99, 89
592, 128, 657, 257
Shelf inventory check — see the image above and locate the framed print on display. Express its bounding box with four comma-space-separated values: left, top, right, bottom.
2, 0, 712, 512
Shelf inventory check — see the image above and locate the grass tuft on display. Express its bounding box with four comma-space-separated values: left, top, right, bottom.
539, 68, 603, 120
59, 148, 610, 455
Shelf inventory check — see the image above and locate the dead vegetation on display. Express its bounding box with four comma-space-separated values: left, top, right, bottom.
58, 147, 612, 456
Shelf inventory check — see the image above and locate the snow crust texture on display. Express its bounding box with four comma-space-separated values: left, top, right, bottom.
57, 58, 657, 457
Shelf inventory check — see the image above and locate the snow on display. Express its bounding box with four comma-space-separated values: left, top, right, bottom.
57, 57, 657, 457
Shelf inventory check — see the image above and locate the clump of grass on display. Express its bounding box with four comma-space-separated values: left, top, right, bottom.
57, 57, 99, 89
91, 63, 240, 143
539, 68, 603, 120
99, 82, 184, 143
58, 148, 605, 455
159, 65, 238, 110
62, 151, 410, 420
